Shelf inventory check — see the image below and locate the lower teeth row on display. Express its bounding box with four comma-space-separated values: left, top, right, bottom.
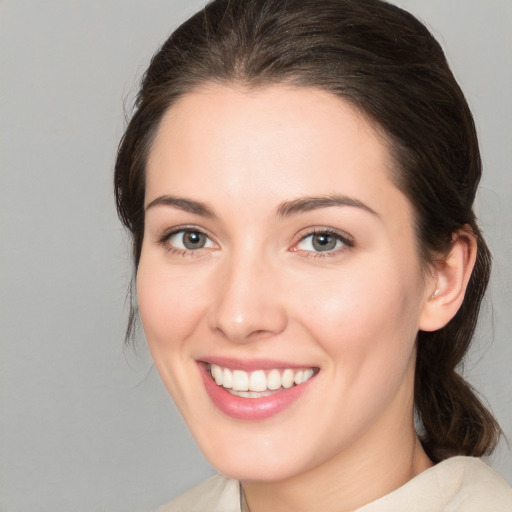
227, 389, 276, 398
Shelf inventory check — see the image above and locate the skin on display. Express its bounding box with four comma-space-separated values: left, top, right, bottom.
137, 84, 475, 512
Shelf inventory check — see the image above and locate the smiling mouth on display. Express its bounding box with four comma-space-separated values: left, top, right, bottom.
208, 364, 318, 398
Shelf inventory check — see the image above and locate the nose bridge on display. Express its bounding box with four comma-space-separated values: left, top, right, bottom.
208, 246, 287, 342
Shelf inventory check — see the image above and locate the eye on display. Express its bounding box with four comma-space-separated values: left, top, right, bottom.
163, 228, 215, 252
294, 229, 353, 254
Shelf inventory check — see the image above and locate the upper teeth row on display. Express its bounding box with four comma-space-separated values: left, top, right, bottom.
209, 364, 315, 392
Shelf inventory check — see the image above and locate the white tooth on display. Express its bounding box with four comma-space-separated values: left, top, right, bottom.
212, 364, 223, 385
294, 370, 304, 385
282, 369, 294, 388
267, 369, 282, 390
303, 368, 314, 382
223, 368, 233, 389
232, 370, 249, 391
249, 370, 267, 392
229, 389, 275, 398
229, 390, 247, 397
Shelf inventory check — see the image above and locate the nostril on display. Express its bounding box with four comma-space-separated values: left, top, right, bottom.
248, 329, 274, 339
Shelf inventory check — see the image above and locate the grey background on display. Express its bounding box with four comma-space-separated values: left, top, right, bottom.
0, 1, 510, 511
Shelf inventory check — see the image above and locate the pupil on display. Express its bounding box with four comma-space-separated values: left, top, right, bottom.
313, 233, 336, 251
184, 231, 205, 249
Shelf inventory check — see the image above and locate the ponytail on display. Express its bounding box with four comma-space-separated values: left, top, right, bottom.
415, 234, 501, 461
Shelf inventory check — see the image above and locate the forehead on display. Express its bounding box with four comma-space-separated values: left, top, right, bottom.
150, 84, 387, 167
145, 84, 410, 221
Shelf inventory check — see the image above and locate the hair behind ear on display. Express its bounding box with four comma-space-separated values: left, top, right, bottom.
415, 234, 501, 461
415, 342, 501, 461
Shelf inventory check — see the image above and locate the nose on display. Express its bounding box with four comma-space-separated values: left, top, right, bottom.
207, 253, 288, 343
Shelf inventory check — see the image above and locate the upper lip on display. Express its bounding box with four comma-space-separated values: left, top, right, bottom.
199, 356, 317, 372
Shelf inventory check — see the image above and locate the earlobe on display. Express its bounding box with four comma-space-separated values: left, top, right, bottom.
419, 228, 477, 332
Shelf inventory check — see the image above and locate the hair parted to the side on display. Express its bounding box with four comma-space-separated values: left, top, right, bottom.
114, 0, 501, 462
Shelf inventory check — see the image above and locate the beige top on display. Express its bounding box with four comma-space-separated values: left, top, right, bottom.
158, 456, 512, 512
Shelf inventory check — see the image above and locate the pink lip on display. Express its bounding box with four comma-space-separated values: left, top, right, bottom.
198, 362, 317, 421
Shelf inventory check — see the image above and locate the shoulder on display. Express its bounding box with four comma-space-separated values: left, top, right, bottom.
157, 474, 240, 512
357, 456, 512, 512
443, 457, 512, 511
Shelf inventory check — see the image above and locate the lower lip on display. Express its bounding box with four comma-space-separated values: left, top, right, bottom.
199, 364, 315, 421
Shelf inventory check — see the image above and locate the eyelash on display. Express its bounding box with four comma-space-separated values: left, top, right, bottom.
157, 225, 215, 257
157, 226, 354, 257
292, 227, 354, 258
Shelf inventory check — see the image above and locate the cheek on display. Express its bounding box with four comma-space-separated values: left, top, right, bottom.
294, 258, 424, 372
136, 256, 215, 407
290, 262, 424, 439
136, 257, 208, 351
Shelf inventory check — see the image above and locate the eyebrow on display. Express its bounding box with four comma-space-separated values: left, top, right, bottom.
276, 194, 379, 218
145, 195, 216, 217
145, 193, 378, 219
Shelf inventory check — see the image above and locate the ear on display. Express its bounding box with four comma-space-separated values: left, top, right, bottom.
419, 228, 478, 332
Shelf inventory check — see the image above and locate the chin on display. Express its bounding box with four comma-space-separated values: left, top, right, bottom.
208, 449, 306, 483
188, 421, 325, 483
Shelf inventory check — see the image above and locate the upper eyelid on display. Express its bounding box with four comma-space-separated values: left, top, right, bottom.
159, 224, 211, 239
294, 227, 354, 245
157, 225, 217, 248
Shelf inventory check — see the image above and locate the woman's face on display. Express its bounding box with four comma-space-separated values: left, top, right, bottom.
137, 85, 432, 481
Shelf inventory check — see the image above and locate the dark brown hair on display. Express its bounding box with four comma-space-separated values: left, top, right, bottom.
115, 0, 501, 461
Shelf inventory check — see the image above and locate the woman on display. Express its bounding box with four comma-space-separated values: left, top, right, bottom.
115, 0, 512, 510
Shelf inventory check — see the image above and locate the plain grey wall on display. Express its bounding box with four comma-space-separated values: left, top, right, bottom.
0, 1, 510, 511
